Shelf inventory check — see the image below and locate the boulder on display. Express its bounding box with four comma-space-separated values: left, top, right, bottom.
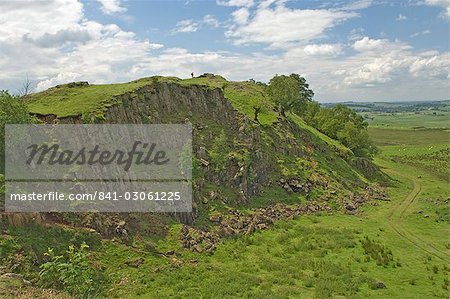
209, 214, 222, 223
125, 257, 145, 268
375, 281, 386, 289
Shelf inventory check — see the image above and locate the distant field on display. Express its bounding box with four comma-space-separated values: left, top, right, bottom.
368, 111, 449, 183
364, 112, 450, 129
368, 127, 449, 146
324, 100, 450, 129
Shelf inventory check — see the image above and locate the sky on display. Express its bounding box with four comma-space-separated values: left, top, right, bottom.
0, 0, 449, 102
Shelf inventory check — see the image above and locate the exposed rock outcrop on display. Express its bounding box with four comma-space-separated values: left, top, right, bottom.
180, 203, 331, 252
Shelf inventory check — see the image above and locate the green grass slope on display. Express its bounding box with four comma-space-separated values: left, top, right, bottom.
26, 80, 154, 117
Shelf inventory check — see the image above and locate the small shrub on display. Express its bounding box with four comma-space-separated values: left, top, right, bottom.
304, 276, 314, 288
209, 130, 230, 170
39, 243, 105, 298
360, 236, 394, 266
144, 241, 158, 253
368, 279, 386, 290
275, 231, 291, 244
310, 217, 321, 224
442, 278, 449, 290
243, 236, 255, 246
432, 265, 439, 274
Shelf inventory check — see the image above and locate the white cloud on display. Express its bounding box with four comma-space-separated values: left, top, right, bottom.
172, 19, 199, 33
203, 15, 220, 28
336, 52, 450, 88
36, 72, 83, 91
348, 28, 365, 41
338, 56, 407, 86
396, 13, 407, 21
352, 37, 411, 53
353, 37, 388, 52
22, 29, 92, 48
223, 0, 377, 49
338, 0, 373, 11
335, 39, 449, 89
172, 15, 221, 34
303, 44, 343, 56
0, 0, 162, 93
410, 29, 431, 37
226, 2, 357, 47
0, 0, 84, 42
423, 0, 450, 19
216, 0, 254, 7
232, 7, 250, 24
409, 54, 450, 79
97, 0, 127, 15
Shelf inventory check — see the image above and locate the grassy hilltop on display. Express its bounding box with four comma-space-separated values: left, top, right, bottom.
0, 75, 448, 298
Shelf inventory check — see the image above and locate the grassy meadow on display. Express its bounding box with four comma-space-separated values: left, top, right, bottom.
365, 112, 449, 129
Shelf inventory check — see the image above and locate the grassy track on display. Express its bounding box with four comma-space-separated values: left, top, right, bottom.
384, 165, 448, 262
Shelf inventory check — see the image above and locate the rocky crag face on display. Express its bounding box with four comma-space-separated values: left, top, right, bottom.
22, 75, 385, 229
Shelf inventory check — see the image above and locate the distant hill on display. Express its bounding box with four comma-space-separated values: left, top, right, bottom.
322, 100, 450, 113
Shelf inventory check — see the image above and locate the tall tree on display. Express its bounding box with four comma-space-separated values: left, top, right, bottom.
313, 104, 376, 157
267, 74, 314, 117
